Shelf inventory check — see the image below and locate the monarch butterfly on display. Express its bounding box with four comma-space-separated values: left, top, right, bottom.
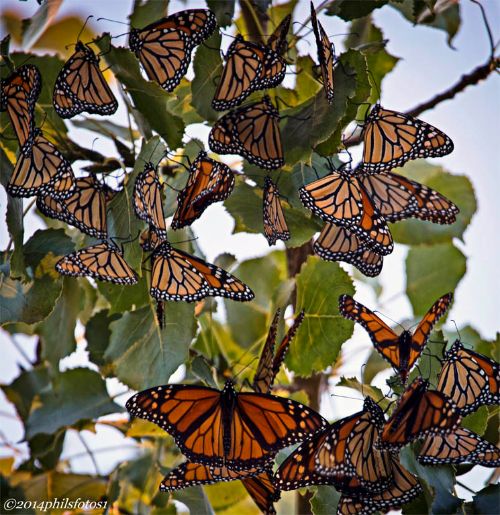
418, 427, 500, 467
253, 309, 305, 394
53, 41, 118, 118
314, 397, 392, 493
241, 470, 281, 515
266, 14, 291, 55
436, 339, 499, 415
126, 379, 328, 470
8, 128, 76, 199
139, 226, 163, 252
337, 458, 422, 515
212, 35, 286, 111
360, 104, 454, 174
150, 241, 254, 302
299, 165, 393, 255
263, 177, 290, 246
209, 96, 284, 170
0, 64, 41, 145
310, 2, 335, 104
129, 9, 217, 92
171, 150, 235, 229
133, 162, 167, 239
36, 175, 113, 239
357, 169, 459, 224
339, 293, 452, 384
55, 241, 138, 285
314, 224, 384, 277
380, 377, 461, 450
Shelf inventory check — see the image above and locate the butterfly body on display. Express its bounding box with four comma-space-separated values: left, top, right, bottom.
263, 177, 290, 245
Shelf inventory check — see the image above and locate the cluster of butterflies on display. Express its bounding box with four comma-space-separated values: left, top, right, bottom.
126, 297, 499, 514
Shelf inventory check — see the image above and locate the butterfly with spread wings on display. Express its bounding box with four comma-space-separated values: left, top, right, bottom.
129, 9, 216, 92
337, 457, 422, 515
436, 339, 499, 415
1, 64, 41, 145
418, 427, 500, 467
133, 162, 168, 239
55, 241, 138, 285
8, 128, 76, 199
314, 224, 384, 277
299, 163, 393, 256
36, 175, 113, 239
380, 377, 461, 450
126, 379, 327, 470
53, 41, 118, 118
150, 241, 254, 302
360, 104, 454, 174
263, 177, 290, 246
310, 2, 335, 104
209, 96, 284, 170
339, 293, 452, 384
171, 150, 235, 229
356, 169, 459, 225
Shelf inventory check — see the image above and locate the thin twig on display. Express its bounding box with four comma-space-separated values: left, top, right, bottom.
77, 432, 101, 476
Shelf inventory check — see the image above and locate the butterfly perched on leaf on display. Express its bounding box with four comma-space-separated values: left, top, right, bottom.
263, 177, 290, 246
299, 162, 393, 255
53, 41, 118, 118
8, 128, 76, 199
359, 104, 454, 174
379, 377, 461, 450
209, 96, 284, 170
129, 8, 217, 92
356, 169, 459, 225
436, 339, 499, 415
314, 224, 384, 277
126, 379, 327, 470
171, 150, 235, 229
339, 293, 452, 384
36, 175, 113, 239
0, 64, 41, 145
310, 2, 335, 104
133, 162, 167, 240
150, 241, 254, 302
55, 241, 138, 285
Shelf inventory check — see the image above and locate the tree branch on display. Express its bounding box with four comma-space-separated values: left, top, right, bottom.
344, 56, 499, 148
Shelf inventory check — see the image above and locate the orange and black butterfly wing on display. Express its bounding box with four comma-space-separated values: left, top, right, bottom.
263, 176, 290, 245
310, 3, 335, 104
339, 294, 401, 371
242, 470, 280, 515
1, 64, 41, 145
361, 104, 454, 174
314, 224, 384, 277
418, 427, 500, 467
129, 9, 216, 91
380, 377, 461, 449
172, 151, 235, 229
53, 41, 118, 118
55, 242, 138, 285
407, 292, 452, 370
267, 14, 291, 55
358, 170, 459, 224
272, 310, 304, 381
437, 339, 499, 415
252, 309, 281, 394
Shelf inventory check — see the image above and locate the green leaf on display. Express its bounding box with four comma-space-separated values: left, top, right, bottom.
363, 349, 390, 384
406, 243, 465, 317
327, 0, 389, 20
0, 272, 62, 326
98, 275, 150, 315
461, 405, 488, 434
23, 228, 75, 269
174, 487, 215, 515
96, 35, 184, 148
85, 309, 121, 367
472, 485, 500, 515
288, 257, 354, 376
310, 486, 341, 515
205, 481, 248, 512
105, 303, 197, 390
207, 0, 235, 28
21, 0, 63, 49
25, 368, 122, 438
71, 117, 140, 141
0, 148, 24, 278
390, 161, 476, 245
191, 31, 222, 123
281, 49, 369, 165
36, 277, 80, 368
224, 251, 289, 349
129, 0, 168, 28
28, 429, 65, 470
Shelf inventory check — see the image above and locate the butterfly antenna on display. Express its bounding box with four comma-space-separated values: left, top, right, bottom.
329, 392, 364, 402
97, 17, 129, 27
451, 319, 462, 342
373, 309, 406, 333
77, 15, 94, 44
360, 363, 367, 391
470, 0, 496, 57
